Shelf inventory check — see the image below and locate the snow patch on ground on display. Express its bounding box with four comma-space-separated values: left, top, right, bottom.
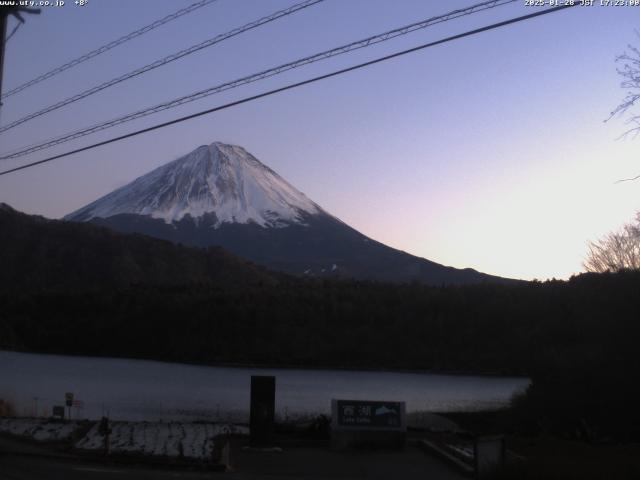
0, 418, 81, 441
0, 417, 248, 461
74, 421, 248, 460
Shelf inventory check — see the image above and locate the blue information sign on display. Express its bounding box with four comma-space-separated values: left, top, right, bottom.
336, 400, 403, 428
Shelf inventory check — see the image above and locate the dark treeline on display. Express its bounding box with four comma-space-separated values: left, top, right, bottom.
2, 270, 640, 439
0, 203, 278, 292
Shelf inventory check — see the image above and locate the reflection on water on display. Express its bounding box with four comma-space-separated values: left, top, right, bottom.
0, 350, 529, 422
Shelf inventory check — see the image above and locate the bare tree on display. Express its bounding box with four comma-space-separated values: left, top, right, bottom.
609, 36, 640, 139
584, 213, 640, 272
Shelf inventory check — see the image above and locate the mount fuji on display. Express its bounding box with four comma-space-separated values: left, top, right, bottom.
65, 142, 505, 284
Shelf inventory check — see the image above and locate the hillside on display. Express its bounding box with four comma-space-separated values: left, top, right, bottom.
0, 203, 277, 292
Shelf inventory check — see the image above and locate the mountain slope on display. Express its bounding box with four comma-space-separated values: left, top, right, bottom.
68, 142, 323, 227
66, 142, 510, 285
0, 203, 277, 292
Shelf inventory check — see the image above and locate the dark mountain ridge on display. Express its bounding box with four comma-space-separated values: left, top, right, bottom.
90, 211, 497, 284
0, 203, 277, 292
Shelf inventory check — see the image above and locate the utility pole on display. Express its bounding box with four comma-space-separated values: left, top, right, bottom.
0, 9, 8, 103
0, 6, 40, 107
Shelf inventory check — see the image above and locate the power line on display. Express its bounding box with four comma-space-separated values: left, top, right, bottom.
0, 4, 578, 178
0, 0, 517, 158
0, 0, 324, 134
1, 0, 219, 100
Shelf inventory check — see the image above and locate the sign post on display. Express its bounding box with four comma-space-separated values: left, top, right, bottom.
65, 392, 74, 422
73, 400, 84, 420
98, 416, 112, 455
52, 406, 65, 420
331, 399, 406, 450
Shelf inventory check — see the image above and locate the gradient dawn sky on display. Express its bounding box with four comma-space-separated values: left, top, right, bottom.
1, 0, 638, 281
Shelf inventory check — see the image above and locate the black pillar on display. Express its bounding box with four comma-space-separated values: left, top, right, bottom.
249, 375, 275, 447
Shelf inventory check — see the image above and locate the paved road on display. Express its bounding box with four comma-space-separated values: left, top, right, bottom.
0, 436, 466, 480
228, 446, 467, 480
0, 454, 218, 480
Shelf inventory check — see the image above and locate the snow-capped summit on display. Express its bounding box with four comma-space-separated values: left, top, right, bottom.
66, 142, 323, 227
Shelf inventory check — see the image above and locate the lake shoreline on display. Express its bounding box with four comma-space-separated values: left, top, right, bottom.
1, 350, 529, 421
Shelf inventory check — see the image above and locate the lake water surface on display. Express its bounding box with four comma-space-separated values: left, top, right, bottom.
0, 350, 529, 422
